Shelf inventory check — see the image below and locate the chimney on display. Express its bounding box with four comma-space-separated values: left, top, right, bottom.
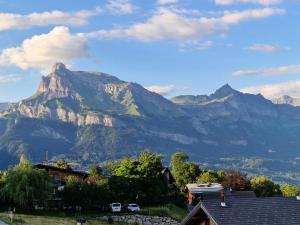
220, 189, 227, 207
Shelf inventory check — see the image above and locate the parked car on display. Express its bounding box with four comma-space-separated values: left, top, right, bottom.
110, 203, 122, 212
127, 203, 140, 212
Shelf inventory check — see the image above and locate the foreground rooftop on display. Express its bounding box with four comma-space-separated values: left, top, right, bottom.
182, 193, 300, 225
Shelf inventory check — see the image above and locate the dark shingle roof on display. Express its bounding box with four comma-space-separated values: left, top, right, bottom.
202, 196, 300, 225
35, 164, 88, 177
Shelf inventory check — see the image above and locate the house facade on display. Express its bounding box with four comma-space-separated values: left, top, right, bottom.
35, 164, 88, 187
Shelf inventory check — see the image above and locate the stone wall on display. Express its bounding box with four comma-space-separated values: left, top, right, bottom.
98, 215, 180, 225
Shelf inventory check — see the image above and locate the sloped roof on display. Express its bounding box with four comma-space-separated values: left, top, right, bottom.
182, 195, 300, 225
35, 164, 88, 177
160, 167, 175, 183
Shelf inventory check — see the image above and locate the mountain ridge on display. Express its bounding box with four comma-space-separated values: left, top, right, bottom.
2, 63, 300, 184
272, 95, 300, 107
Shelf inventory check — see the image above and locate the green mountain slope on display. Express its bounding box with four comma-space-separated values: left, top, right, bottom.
2, 63, 300, 184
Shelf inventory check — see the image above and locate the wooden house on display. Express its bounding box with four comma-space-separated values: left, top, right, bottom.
35, 164, 88, 187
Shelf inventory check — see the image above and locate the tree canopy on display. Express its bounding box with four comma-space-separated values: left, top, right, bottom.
280, 184, 300, 197
170, 152, 201, 192
109, 150, 167, 205
197, 170, 222, 183
1, 155, 52, 209
250, 176, 281, 197
222, 171, 251, 191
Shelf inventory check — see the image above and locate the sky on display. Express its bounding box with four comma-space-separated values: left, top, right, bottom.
0, 0, 299, 102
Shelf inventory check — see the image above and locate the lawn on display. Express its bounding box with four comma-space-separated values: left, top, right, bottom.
0, 212, 126, 225
0, 204, 187, 225
141, 204, 187, 221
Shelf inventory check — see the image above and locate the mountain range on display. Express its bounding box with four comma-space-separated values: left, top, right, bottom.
1, 63, 300, 184
272, 95, 300, 107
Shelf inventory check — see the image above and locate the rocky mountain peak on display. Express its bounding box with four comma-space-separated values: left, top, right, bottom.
37, 63, 71, 96
212, 84, 237, 98
51, 62, 67, 73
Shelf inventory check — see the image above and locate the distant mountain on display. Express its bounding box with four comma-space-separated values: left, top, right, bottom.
0, 103, 10, 112
4, 63, 182, 125
2, 63, 300, 184
171, 84, 242, 105
272, 95, 300, 107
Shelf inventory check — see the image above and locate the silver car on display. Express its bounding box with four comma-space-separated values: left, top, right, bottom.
127, 203, 140, 212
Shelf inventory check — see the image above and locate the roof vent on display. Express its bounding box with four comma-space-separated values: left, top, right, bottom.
220, 201, 227, 207
296, 196, 300, 200
220, 196, 227, 207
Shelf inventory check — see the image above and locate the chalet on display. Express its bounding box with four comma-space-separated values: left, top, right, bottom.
35, 164, 88, 188
181, 188, 300, 225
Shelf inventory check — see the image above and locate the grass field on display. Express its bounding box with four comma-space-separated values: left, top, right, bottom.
0, 204, 187, 225
140, 204, 187, 221
0, 212, 125, 225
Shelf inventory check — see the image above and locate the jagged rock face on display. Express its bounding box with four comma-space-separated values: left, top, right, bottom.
172, 85, 278, 125
3, 63, 300, 185
5, 63, 180, 126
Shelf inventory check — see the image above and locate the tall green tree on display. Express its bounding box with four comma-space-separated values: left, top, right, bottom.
250, 176, 281, 197
1, 155, 52, 209
110, 151, 167, 205
60, 175, 111, 209
170, 152, 200, 192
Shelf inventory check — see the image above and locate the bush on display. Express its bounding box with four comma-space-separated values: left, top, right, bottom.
280, 184, 299, 197
250, 176, 281, 197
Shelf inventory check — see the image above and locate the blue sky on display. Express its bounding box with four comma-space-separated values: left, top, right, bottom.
0, 0, 299, 102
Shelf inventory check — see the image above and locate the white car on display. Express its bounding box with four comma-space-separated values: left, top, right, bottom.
110, 203, 122, 212
127, 203, 140, 212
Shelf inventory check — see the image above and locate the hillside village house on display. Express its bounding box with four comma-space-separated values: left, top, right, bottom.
35, 163, 88, 208
36, 164, 175, 189
182, 183, 300, 225
35, 163, 175, 208
35, 164, 88, 187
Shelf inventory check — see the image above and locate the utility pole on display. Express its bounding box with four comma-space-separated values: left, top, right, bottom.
46, 150, 48, 165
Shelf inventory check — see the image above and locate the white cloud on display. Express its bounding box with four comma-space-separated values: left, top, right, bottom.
0, 26, 89, 71
215, 0, 282, 5
232, 64, 300, 76
180, 40, 214, 51
246, 43, 290, 53
232, 70, 259, 76
0, 7, 101, 31
157, 0, 179, 5
146, 85, 177, 95
241, 80, 300, 98
106, 0, 136, 15
219, 8, 284, 24
0, 75, 20, 83
83, 7, 285, 42
158, 6, 201, 16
